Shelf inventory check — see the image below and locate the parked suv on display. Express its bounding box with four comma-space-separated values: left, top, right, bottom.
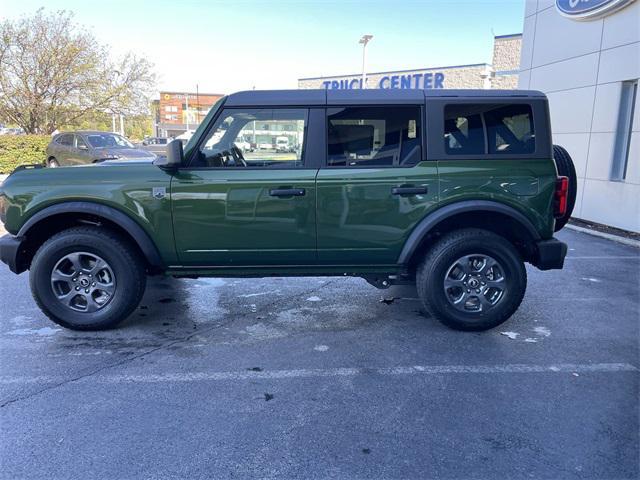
45, 131, 156, 167
0, 90, 575, 332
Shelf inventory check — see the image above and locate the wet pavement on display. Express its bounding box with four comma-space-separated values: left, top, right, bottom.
0, 228, 638, 479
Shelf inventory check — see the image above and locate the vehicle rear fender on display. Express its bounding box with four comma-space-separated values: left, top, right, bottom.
398, 200, 541, 265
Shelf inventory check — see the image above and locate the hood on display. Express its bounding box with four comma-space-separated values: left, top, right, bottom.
96, 148, 156, 160
96, 157, 157, 167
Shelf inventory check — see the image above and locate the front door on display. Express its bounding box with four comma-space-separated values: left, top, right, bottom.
73, 134, 93, 165
316, 105, 438, 265
171, 107, 318, 267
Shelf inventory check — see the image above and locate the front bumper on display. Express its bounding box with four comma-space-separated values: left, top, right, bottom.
0, 234, 26, 274
532, 237, 567, 270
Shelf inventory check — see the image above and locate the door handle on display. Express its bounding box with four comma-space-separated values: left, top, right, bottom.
391, 185, 428, 196
269, 188, 306, 197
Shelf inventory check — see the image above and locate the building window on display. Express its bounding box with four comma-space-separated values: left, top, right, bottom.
611, 80, 638, 181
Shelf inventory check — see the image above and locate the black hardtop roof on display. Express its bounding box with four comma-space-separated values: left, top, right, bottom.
224, 89, 546, 107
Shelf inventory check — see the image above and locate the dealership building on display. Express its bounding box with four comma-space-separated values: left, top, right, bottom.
154, 91, 224, 138
520, 0, 638, 232
298, 34, 522, 91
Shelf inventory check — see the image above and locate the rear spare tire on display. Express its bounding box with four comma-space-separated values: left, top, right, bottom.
552, 145, 577, 231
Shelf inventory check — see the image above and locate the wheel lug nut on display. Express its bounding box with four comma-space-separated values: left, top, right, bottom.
75, 286, 80, 291
476, 289, 481, 293
85, 289, 89, 294
92, 283, 96, 287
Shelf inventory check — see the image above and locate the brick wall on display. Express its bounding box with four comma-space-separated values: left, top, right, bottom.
492, 35, 522, 72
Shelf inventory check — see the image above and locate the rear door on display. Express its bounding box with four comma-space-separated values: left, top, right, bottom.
171, 107, 324, 267
54, 134, 74, 165
316, 100, 439, 265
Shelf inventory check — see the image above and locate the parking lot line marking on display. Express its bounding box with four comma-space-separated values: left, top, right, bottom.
0, 363, 636, 385
565, 256, 639, 259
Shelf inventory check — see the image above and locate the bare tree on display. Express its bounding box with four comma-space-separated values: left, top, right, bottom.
0, 9, 156, 133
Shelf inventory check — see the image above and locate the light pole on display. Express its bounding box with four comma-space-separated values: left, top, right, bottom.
359, 34, 373, 89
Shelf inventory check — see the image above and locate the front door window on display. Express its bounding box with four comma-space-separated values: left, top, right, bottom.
190, 109, 307, 168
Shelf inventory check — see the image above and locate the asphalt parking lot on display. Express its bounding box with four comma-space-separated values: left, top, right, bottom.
0, 228, 638, 479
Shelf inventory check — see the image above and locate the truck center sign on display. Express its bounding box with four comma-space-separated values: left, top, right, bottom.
321, 72, 446, 90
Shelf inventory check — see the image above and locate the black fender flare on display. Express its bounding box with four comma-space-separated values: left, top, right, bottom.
18, 201, 164, 269
397, 200, 541, 265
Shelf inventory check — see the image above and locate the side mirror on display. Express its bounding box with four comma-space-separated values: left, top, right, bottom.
155, 139, 183, 169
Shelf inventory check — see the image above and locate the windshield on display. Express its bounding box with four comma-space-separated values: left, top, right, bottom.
86, 133, 134, 149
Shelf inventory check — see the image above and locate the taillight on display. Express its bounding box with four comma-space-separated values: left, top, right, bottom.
554, 176, 569, 218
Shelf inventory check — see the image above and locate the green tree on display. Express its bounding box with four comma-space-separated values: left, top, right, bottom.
0, 9, 156, 134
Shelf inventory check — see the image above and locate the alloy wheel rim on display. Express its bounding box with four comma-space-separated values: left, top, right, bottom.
443, 253, 506, 313
50, 252, 116, 312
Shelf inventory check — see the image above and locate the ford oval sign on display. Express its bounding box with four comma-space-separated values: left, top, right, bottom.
556, 0, 637, 20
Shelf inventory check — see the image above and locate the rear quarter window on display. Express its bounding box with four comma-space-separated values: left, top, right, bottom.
444, 103, 535, 156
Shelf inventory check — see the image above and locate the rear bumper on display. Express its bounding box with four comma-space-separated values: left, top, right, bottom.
532, 237, 567, 271
0, 234, 26, 274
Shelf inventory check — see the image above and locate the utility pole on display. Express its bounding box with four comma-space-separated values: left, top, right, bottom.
359, 34, 373, 89
119, 114, 124, 136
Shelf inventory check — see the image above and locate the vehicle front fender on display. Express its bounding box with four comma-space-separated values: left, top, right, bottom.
18, 201, 165, 270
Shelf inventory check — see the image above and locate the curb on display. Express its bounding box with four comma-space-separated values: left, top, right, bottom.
566, 224, 640, 248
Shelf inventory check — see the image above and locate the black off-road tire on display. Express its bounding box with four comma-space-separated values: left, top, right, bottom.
29, 226, 146, 331
416, 229, 527, 331
552, 144, 577, 231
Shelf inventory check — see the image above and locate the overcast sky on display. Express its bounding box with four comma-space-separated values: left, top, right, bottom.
1, 0, 526, 95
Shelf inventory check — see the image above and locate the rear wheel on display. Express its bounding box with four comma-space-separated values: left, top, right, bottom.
416, 229, 527, 331
552, 145, 577, 231
30, 226, 146, 330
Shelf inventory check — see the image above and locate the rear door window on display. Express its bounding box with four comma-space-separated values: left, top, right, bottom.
327, 106, 422, 167
56, 134, 73, 146
444, 103, 535, 155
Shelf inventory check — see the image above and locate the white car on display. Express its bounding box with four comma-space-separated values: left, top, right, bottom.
257, 142, 273, 150
234, 139, 252, 152
275, 136, 290, 152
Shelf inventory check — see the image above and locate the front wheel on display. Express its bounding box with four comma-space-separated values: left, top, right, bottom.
30, 226, 147, 330
416, 229, 527, 331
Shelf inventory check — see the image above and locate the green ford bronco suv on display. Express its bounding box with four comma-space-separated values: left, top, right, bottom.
0, 89, 576, 332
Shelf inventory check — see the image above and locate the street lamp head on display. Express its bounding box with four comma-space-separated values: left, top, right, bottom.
359, 34, 373, 45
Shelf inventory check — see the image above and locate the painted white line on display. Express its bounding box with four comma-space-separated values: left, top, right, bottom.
567, 255, 640, 259
566, 224, 640, 248
0, 363, 636, 385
